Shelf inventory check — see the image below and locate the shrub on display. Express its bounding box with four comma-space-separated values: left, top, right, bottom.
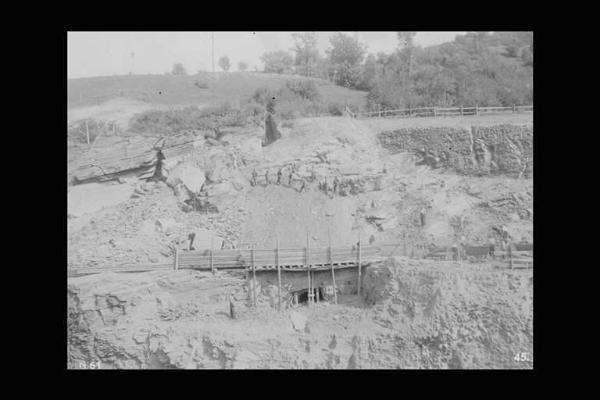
284, 79, 321, 101
67, 119, 106, 144
172, 63, 187, 75
327, 102, 345, 116
244, 102, 265, 118
129, 102, 253, 134
251, 87, 277, 105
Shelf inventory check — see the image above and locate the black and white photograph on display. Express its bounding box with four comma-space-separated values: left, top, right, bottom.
67, 31, 534, 370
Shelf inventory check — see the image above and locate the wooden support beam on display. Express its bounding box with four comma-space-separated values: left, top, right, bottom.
174, 247, 179, 270
357, 231, 362, 298
277, 237, 281, 311
210, 236, 214, 274
307, 232, 311, 306
251, 246, 257, 307
329, 230, 338, 305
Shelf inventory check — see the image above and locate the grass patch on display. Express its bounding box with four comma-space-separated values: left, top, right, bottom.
128, 78, 361, 134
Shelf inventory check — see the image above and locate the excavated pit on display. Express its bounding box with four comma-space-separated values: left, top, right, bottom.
68, 115, 533, 369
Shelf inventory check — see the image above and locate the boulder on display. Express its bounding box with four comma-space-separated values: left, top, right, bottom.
205, 157, 232, 183
155, 218, 178, 234
289, 311, 307, 332
187, 228, 224, 251
167, 164, 205, 195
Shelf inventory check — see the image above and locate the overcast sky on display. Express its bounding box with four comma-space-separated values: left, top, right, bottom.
68, 32, 464, 79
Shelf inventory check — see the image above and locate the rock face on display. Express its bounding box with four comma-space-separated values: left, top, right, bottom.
377, 124, 533, 177
361, 257, 533, 369
67, 270, 248, 369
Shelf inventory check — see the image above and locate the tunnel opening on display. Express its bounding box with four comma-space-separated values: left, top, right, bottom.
293, 288, 322, 305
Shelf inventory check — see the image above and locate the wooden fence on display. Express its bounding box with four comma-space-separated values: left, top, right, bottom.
425, 244, 533, 269
352, 104, 533, 119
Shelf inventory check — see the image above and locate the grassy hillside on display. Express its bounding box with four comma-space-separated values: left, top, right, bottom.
68, 72, 367, 110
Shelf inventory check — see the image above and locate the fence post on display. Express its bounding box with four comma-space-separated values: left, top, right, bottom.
460, 105, 464, 116
85, 120, 90, 146
513, 104, 516, 113
432, 107, 436, 117
509, 241, 513, 270
276, 237, 281, 311
378, 104, 381, 117
251, 245, 257, 307
357, 231, 362, 298
306, 232, 311, 306
475, 104, 479, 116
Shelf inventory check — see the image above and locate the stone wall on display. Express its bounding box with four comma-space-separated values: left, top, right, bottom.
377, 124, 533, 177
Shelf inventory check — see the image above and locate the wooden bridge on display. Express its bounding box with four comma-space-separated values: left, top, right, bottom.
68, 243, 400, 277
